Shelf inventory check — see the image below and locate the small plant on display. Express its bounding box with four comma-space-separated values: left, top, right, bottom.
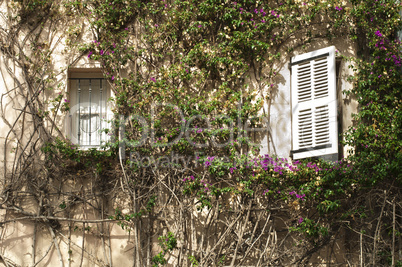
152, 232, 177, 266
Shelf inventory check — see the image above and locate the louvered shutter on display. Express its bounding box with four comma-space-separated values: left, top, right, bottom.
290, 46, 338, 160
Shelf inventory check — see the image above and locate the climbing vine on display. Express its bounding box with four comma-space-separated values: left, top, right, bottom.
0, 0, 401, 266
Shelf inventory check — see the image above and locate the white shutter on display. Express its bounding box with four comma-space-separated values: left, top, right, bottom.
290, 46, 338, 160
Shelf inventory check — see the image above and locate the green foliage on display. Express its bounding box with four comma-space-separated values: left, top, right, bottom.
152, 232, 177, 266
290, 217, 329, 239
188, 255, 199, 266
30, 0, 402, 263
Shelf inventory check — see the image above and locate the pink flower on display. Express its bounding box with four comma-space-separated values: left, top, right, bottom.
111, 76, 115, 81
335, 6, 342, 11
150, 77, 156, 82
88, 51, 93, 58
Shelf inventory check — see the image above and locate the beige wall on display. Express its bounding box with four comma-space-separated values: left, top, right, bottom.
0, 1, 360, 266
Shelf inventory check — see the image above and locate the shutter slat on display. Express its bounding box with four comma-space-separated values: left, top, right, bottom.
297, 62, 312, 102
298, 109, 313, 148
314, 105, 330, 146
313, 57, 329, 99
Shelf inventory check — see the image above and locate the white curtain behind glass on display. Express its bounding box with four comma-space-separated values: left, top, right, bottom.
69, 79, 111, 147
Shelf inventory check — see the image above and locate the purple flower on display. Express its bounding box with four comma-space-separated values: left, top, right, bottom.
298, 217, 304, 224
335, 6, 342, 11
64, 99, 69, 103
150, 77, 156, 82
111, 76, 115, 81
204, 161, 211, 167
375, 30, 382, 37
198, 25, 202, 28
88, 51, 93, 58
100, 50, 104, 55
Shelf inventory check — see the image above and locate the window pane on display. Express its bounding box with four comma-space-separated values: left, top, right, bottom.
69, 78, 110, 147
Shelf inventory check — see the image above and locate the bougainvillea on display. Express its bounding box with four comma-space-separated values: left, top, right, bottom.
0, 0, 401, 265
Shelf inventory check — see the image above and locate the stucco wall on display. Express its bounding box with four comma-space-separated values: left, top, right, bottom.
0, 1, 361, 265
